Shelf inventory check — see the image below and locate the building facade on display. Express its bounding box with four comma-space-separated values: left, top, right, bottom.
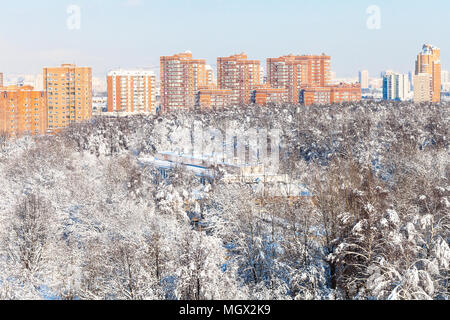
0, 73, 3, 87
0, 85, 47, 136
107, 69, 156, 114
413, 73, 432, 103
441, 70, 449, 92
160, 52, 210, 112
383, 73, 410, 101
217, 53, 261, 106
300, 83, 361, 106
260, 67, 266, 85
92, 96, 107, 115
43, 64, 92, 131
300, 86, 332, 106
441, 70, 449, 84
415, 44, 441, 103
252, 86, 288, 105
205, 65, 215, 85
330, 83, 362, 103
196, 86, 233, 109
267, 54, 331, 104
359, 70, 369, 89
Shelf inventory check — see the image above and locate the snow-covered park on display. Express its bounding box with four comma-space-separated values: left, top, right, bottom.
0, 101, 448, 300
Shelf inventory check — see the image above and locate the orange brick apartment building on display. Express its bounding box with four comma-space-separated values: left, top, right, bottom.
415, 44, 441, 103
107, 69, 156, 114
0, 85, 47, 136
217, 53, 261, 105
43, 64, 92, 132
252, 85, 288, 105
160, 52, 211, 112
196, 86, 233, 109
300, 83, 362, 106
267, 54, 331, 104
162, 52, 360, 110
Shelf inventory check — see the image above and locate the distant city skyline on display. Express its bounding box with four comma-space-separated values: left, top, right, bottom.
0, 0, 448, 81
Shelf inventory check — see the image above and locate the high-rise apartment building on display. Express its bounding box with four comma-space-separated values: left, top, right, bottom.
441, 70, 449, 89
359, 70, 369, 89
160, 52, 210, 112
369, 78, 383, 90
267, 54, 331, 104
383, 73, 410, 101
441, 70, 449, 84
0, 85, 47, 136
107, 69, 156, 114
415, 44, 441, 103
381, 70, 394, 78
441, 70, 450, 92
205, 65, 215, 85
413, 73, 432, 103
43, 64, 92, 131
217, 53, 261, 105
260, 67, 266, 85
408, 71, 414, 91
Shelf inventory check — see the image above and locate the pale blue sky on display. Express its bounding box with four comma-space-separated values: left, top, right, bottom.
0, 0, 448, 78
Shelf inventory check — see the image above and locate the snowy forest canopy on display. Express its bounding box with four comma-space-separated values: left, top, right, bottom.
0, 101, 448, 300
